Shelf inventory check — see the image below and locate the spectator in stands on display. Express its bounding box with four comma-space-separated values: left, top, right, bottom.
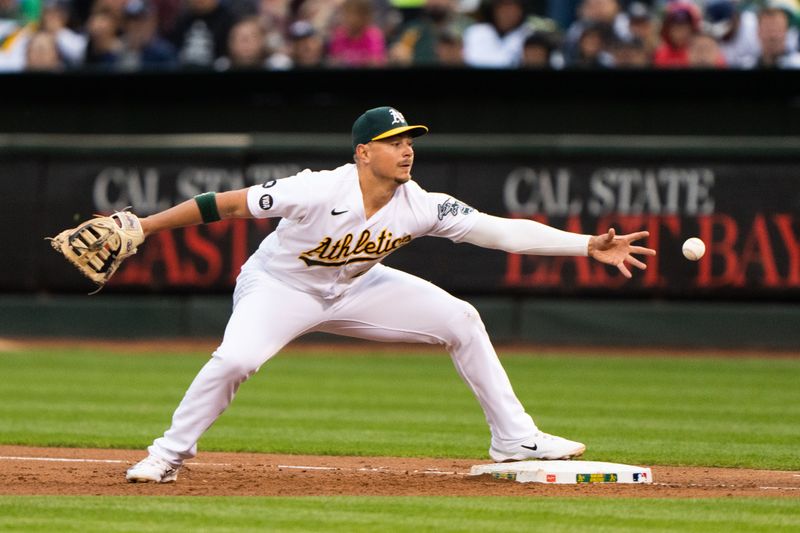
328, 0, 387, 67
291, 0, 342, 37
83, 6, 123, 68
150, 0, 182, 37
0, 0, 31, 71
462, 0, 529, 68
608, 35, 650, 68
388, 0, 470, 66
117, 0, 177, 71
215, 16, 271, 70
24, 29, 65, 70
435, 26, 463, 64
93, 0, 130, 23
703, 0, 760, 68
40, 0, 87, 67
256, 0, 293, 65
653, 1, 701, 68
218, 16, 263, 69
626, 1, 658, 57
286, 18, 325, 68
755, 1, 800, 68
687, 32, 727, 68
563, 0, 630, 65
520, 30, 562, 69
0, 0, 78, 72
366, 0, 405, 43
570, 21, 614, 68
170, 0, 235, 68
0, 0, 19, 26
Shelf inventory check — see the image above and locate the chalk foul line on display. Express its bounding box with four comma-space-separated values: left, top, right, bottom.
0, 456, 230, 467
0, 456, 464, 475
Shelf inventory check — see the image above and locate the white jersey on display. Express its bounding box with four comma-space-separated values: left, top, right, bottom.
242, 163, 479, 299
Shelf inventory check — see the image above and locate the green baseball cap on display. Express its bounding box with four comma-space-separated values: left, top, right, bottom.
351, 106, 429, 151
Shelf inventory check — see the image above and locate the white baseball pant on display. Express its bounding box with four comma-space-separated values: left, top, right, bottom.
148, 264, 537, 464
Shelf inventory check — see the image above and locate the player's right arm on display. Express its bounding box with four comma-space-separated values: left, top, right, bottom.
140, 189, 250, 237
422, 190, 655, 279
464, 214, 655, 279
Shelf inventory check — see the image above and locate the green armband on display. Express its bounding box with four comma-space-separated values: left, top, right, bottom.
194, 192, 221, 223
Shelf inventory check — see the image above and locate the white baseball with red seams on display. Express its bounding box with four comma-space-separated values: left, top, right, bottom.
682, 237, 706, 261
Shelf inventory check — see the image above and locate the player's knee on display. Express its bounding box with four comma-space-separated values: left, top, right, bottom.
212, 349, 265, 381
442, 301, 487, 346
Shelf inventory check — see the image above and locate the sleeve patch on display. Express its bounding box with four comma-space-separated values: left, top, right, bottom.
437, 199, 474, 220
259, 194, 274, 210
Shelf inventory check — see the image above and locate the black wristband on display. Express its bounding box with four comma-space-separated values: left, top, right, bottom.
194, 192, 221, 223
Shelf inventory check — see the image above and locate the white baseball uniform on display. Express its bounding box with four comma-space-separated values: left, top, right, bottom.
148, 163, 590, 465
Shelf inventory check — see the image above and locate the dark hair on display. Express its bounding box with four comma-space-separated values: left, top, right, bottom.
478, 0, 528, 29
608, 35, 645, 52
342, 0, 374, 16
437, 28, 463, 45
579, 21, 614, 42
523, 31, 559, 52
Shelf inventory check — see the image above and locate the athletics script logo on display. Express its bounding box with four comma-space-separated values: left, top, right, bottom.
299, 228, 412, 267
437, 200, 474, 220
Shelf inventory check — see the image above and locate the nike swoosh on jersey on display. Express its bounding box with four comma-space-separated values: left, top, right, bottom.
331, 209, 348, 216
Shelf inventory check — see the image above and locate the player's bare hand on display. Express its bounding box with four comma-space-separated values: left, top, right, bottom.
588, 229, 656, 279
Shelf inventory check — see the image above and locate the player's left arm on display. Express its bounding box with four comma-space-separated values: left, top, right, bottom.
461, 213, 656, 279
48, 189, 252, 292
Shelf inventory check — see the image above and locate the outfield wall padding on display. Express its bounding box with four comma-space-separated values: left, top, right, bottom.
2, 295, 797, 350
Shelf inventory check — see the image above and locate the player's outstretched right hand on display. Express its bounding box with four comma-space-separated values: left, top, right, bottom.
588, 228, 656, 279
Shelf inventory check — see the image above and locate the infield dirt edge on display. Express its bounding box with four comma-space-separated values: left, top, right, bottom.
1, 445, 798, 498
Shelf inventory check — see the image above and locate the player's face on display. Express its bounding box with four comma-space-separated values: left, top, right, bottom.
368, 134, 415, 184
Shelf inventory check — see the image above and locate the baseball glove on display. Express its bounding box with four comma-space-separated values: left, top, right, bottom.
48, 211, 145, 294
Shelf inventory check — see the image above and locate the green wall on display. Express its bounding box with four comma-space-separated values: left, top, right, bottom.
2, 295, 797, 350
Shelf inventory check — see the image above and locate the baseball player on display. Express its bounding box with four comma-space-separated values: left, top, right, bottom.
122, 106, 655, 482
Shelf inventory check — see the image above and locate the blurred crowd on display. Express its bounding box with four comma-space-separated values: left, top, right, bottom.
2, 0, 800, 72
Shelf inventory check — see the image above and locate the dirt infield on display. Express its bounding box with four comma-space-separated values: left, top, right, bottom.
1, 446, 798, 498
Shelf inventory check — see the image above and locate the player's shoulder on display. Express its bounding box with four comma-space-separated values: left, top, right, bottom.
294, 163, 356, 188
398, 179, 433, 208
403, 179, 449, 203
401, 181, 455, 220
402, 178, 429, 197
404, 182, 479, 219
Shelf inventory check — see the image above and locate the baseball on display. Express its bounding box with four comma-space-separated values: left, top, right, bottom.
682, 237, 706, 261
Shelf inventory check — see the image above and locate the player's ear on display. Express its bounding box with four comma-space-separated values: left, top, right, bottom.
355, 143, 369, 163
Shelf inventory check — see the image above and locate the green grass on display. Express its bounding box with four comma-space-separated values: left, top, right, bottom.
1, 348, 798, 531
0, 349, 798, 469
0, 496, 798, 533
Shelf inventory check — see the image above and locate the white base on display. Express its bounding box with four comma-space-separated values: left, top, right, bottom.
470, 460, 652, 484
